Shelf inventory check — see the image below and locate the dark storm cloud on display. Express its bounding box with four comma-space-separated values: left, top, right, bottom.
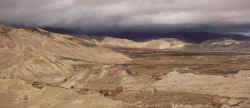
0, 0, 250, 33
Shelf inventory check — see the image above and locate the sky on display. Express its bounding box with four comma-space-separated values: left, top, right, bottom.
0, 0, 250, 35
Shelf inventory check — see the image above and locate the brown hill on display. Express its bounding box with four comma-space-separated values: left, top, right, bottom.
96, 37, 187, 50
0, 24, 130, 84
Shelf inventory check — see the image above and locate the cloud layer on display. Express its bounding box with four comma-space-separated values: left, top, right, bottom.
0, 0, 250, 33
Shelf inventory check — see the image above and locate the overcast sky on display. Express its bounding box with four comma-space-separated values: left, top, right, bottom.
0, 0, 250, 34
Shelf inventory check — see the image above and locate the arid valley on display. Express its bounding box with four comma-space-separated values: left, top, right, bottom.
0, 25, 250, 108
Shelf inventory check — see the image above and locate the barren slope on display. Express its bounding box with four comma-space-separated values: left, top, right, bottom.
0, 25, 131, 85
0, 25, 135, 108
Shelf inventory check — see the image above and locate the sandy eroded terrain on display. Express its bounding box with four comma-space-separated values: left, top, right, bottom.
0, 25, 250, 108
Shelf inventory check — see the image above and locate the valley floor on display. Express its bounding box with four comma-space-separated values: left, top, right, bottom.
1, 48, 250, 108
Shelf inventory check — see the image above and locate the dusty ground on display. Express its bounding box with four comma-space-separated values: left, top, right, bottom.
0, 25, 250, 108
108, 48, 250, 108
